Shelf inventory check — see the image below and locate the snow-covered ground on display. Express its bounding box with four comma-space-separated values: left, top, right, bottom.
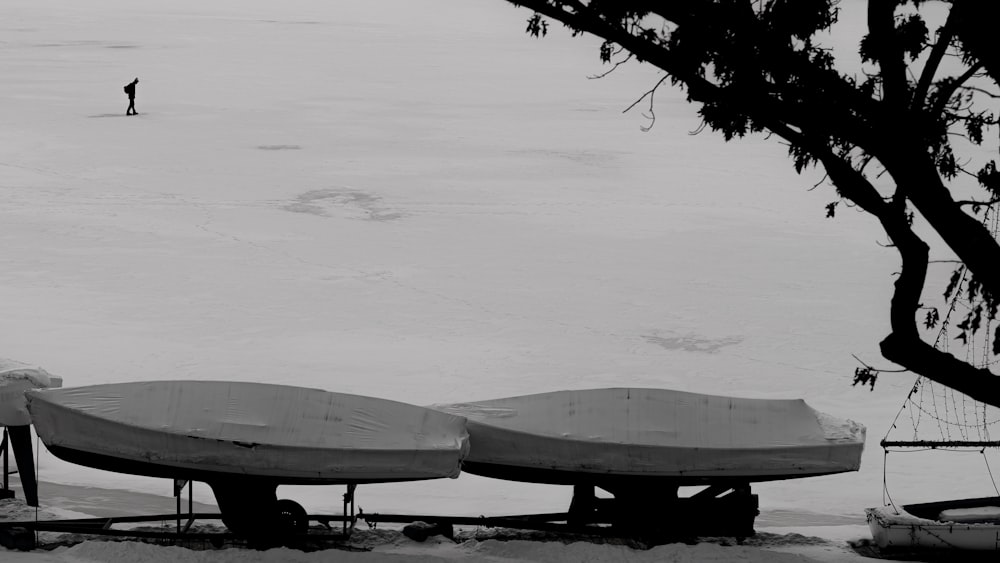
2, 0, 997, 560
2, 514, 871, 563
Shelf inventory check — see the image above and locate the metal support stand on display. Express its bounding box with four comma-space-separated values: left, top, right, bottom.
312, 483, 357, 537
343, 483, 357, 535
173, 479, 196, 535
0, 428, 12, 500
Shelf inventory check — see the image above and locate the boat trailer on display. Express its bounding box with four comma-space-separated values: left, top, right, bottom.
0, 480, 359, 551
0, 480, 758, 550
362, 481, 758, 539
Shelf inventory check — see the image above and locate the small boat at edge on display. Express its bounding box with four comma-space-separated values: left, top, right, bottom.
867, 497, 1000, 551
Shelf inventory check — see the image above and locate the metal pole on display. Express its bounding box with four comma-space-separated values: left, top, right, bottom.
174, 479, 186, 535
881, 440, 1000, 448
2, 428, 8, 492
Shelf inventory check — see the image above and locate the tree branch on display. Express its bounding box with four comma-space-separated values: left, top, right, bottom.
956, 85, 1000, 100
868, 0, 909, 106
913, 10, 956, 110
931, 62, 984, 116
957, 198, 1000, 208
505, 0, 1000, 407
951, 1, 1000, 84
881, 151, 1000, 300
760, 122, 1000, 408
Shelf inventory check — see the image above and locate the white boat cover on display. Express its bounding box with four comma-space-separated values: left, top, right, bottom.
940, 506, 1000, 523
0, 358, 62, 426
436, 388, 865, 481
27, 381, 469, 482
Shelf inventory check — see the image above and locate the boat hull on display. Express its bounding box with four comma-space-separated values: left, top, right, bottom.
436, 388, 865, 485
867, 498, 1000, 551
27, 381, 469, 484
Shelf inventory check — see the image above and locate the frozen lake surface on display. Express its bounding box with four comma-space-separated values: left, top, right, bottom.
1, 0, 997, 549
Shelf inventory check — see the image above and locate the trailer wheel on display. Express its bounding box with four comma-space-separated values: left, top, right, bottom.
276, 499, 308, 535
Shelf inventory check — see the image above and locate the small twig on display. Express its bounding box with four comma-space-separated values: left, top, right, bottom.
623, 75, 669, 131
809, 172, 831, 191
957, 198, 1000, 208
852, 353, 909, 373
956, 85, 1000, 100
588, 52, 634, 80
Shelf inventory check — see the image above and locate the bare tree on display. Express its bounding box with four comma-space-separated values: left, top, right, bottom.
505, 0, 1000, 406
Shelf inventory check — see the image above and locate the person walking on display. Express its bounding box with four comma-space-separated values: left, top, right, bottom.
124, 78, 139, 115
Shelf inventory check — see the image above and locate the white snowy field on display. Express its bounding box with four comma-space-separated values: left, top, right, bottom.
2, 0, 998, 560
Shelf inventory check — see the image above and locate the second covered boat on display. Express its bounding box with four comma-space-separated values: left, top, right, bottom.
436, 387, 865, 486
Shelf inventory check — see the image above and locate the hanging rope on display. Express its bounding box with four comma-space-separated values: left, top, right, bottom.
881, 449, 899, 513
983, 449, 1000, 497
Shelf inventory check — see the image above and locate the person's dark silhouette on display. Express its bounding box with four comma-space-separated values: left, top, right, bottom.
124, 78, 139, 115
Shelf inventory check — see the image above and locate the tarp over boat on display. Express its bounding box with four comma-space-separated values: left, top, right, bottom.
0, 358, 62, 427
27, 381, 469, 483
436, 388, 865, 485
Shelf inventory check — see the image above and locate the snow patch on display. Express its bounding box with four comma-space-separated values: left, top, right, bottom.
282, 189, 403, 222
641, 334, 743, 354
814, 410, 866, 444
256, 145, 302, 151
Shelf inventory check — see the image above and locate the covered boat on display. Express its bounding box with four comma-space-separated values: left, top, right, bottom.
435, 387, 865, 486
27, 380, 468, 484
435, 388, 863, 537
27, 380, 469, 535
